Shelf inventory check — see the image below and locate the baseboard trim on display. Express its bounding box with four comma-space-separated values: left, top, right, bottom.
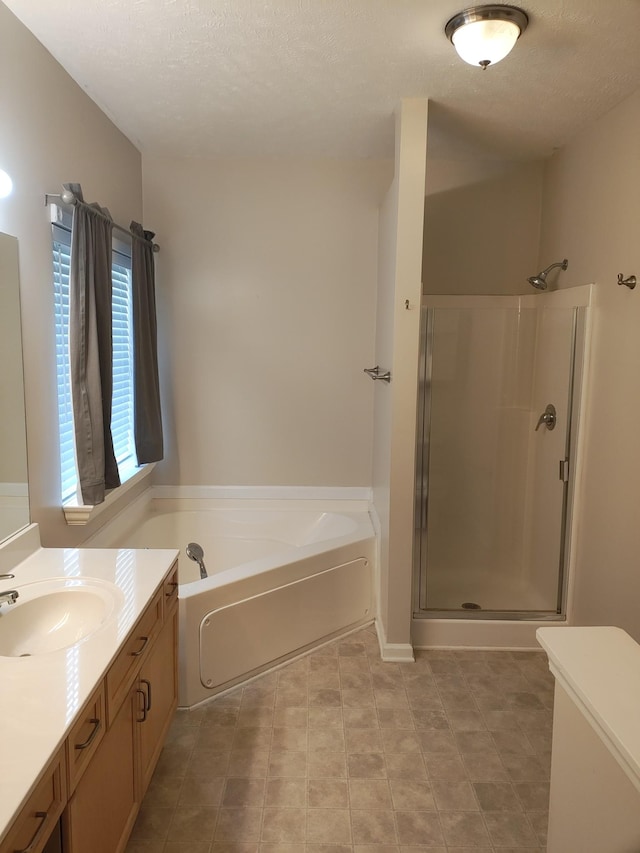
375, 619, 415, 663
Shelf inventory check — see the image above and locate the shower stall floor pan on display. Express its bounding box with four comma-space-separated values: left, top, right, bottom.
424, 567, 555, 613
412, 615, 566, 650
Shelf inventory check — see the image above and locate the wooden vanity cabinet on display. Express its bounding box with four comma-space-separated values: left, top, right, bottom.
65, 682, 106, 794
63, 682, 139, 853
63, 562, 179, 853
138, 606, 179, 794
0, 748, 66, 853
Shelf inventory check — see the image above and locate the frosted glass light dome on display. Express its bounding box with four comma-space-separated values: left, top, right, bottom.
445, 5, 529, 70
0, 169, 13, 199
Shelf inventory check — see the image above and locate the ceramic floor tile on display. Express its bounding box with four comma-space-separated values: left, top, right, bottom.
348, 779, 393, 809
215, 809, 263, 843
376, 708, 414, 729
395, 810, 445, 846
222, 779, 266, 808
483, 811, 540, 847
439, 811, 491, 847
307, 751, 347, 778
308, 707, 343, 728
384, 752, 428, 780
179, 777, 226, 807
210, 845, 257, 853
130, 806, 174, 842
389, 779, 436, 810
430, 780, 479, 811
260, 809, 306, 843
167, 807, 218, 843
306, 808, 352, 843
272, 707, 308, 728
473, 782, 522, 812
308, 727, 345, 752
308, 778, 350, 808
264, 778, 307, 808
348, 753, 388, 779
346, 728, 384, 753
344, 707, 380, 728
350, 809, 397, 844
131, 628, 552, 853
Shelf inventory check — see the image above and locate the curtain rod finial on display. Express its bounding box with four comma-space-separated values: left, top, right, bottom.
61, 189, 76, 205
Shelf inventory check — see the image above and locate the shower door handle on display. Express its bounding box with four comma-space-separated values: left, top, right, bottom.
535, 404, 557, 431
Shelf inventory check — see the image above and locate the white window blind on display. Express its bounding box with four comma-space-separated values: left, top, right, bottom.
111, 245, 135, 471
52, 224, 75, 503
52, 212, 136, 504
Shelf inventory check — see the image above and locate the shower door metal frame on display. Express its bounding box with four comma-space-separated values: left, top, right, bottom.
413, 307, 434, 614
556, 306, 587, 618
413, 302, 586, 622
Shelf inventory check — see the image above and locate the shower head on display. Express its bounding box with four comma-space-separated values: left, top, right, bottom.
527, 273, 549, 290
186, 542, 204, 562
527, 259, 568, 290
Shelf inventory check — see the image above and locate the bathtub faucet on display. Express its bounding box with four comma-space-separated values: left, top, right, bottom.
186, 543, 208, 579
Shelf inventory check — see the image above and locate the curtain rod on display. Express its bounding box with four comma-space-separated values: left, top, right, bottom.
44, 191, 160, 253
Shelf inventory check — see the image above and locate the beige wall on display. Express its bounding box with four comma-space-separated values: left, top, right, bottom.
424, 158, 544, 296
539, 87, 640, 640
0, 3, 144, 546
143, 156, 391, 487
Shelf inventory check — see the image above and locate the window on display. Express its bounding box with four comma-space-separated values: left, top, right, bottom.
52, 208, 137, 504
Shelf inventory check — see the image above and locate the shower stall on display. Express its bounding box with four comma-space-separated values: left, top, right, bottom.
414, 287, 590, 622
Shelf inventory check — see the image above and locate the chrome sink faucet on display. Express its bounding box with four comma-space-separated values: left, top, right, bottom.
0, 589, 19, 607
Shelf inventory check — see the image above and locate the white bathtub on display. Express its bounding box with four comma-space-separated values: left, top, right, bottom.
86, 496, 375, 706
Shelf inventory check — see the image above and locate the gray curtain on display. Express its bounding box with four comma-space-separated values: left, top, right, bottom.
67, 183, 120, 505
130, 221, 163, 463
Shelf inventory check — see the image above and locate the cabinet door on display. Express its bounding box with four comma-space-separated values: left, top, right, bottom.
66, 682, 106, 794
138, 608, 179, 796
64, 683, 139, 853
0, 749, 66, 853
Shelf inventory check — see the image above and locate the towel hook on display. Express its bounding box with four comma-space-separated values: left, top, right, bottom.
363, 365, 392, 383
617, 273, 636, 290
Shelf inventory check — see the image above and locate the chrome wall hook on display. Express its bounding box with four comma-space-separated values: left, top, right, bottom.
364, 365, 391, 383
617, 273, 636, 290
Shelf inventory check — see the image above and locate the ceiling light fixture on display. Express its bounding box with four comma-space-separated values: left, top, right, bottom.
0, 169, 13, 199
445, 4, 529, 70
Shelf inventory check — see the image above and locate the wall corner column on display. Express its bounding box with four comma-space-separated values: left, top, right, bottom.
372, 98, 428, 658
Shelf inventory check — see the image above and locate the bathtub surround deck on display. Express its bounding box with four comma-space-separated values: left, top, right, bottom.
86, 497, 376, 706
125, 624, 552, 852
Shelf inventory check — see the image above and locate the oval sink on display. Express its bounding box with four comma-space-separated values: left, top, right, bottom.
0, 579, 122, 657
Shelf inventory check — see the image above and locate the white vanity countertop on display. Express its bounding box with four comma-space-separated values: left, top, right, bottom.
537, 626, 640, 794
0, 545, 178, 844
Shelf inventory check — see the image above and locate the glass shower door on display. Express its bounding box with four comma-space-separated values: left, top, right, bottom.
415, 301, 584, 617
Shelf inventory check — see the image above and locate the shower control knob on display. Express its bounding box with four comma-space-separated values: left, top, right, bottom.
535, 404, 557, 431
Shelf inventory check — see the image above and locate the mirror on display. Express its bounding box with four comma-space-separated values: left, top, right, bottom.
0, 232, 29, 542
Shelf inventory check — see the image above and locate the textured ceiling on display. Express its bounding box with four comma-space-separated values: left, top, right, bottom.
5, 0, 640, 160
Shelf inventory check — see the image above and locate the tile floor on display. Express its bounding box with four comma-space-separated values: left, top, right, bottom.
125, 624, 554, 853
